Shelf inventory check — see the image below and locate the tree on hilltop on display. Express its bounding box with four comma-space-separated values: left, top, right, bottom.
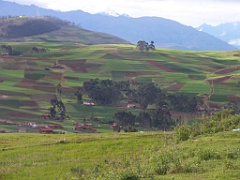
136, 40, 155, 52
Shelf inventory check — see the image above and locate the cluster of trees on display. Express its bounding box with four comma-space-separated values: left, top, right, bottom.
136, 40, 155, 52
48, 84, 68, 120
80, 79, 198, 131
32, 47, 50, 53
0, 44, 23, 56
0, 44, 12, 55
83, 79, 130, 105
114, 108, 174, 132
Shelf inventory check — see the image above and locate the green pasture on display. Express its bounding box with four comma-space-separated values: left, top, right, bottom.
0, 131, 239, 179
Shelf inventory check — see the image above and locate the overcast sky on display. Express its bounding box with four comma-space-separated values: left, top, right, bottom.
5, 0, 240, 27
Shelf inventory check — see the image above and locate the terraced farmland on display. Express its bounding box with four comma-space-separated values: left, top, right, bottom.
1, 42, 240, 132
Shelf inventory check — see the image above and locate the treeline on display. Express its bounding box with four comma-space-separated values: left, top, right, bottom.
80, 79, 197, 131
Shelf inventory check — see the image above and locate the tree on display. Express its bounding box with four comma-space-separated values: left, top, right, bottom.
136, 40, 149, 52
136, 111, 152, 129
83, 79, 122, 105
149, 41, 155, 50
114, 111, 136, 128
136, 40, 155, 52
137, 82, 161, 110
150, 107, 174, 130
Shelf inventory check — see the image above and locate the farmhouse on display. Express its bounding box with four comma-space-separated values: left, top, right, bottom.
127, 104, 137, 108
83, 101, 95, 106
28, 122, 38, 128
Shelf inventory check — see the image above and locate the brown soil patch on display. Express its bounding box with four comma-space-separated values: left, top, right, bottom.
8, 112, 40, 119
44, 72, 63, 81
227, 95, 240, 103
59, 59, 100, 73
148, 61, 175, 72
15, 79, 36, 88
15, 79, 54, 93
20, 100, 38, 106
160, 53, 188, 63
165, 82, 186, 91
0, 79, 4, 83
208, 76, 232, 83
215, 67, 240, 75
31, 94, 56, 101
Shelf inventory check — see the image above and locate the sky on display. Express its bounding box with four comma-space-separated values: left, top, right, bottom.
5, 0, 240, 27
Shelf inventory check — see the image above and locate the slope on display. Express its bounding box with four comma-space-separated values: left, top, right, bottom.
0, 16, 129, 44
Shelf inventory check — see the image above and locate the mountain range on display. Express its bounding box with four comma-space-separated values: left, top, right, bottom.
197, 22, 240, 49
0, 0, 237, 51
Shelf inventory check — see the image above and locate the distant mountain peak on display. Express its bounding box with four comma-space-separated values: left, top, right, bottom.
97, 8, 130, 17
98, 8, 120, 17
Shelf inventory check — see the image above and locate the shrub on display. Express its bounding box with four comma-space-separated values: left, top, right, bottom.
176, 125, 191, 142
120, 173, 139, 180
154, 155, 170, 175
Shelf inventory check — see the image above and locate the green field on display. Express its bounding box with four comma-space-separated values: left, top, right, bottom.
0, 131, 239, 179
1, 42, 240, 132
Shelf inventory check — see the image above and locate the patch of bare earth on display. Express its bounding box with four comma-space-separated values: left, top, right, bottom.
20, 100, 38, 106
160, 53, 188, 63
227, 95, 240, 103
0, 79, 4, 83
215, 67, 240, 75
59, 59, 100, 73
8, 112, 40, 119
208, 76, 232, 83
165, 82, 186, 91
148, 61, 175, 72
15, 79, 36, 88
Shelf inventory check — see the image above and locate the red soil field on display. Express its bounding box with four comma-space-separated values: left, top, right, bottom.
215, 67, 240, 75
59, 59, 100, 73
8, 112, 40, 119
227, 95, 240, 102
165, 82, 186, 91
208, 76, 232, 83
148, 61, 175, 72
20, 100, 38, 106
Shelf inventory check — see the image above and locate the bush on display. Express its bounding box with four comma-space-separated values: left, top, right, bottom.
120, 173, 139, 180
176, 125, 191, 142
154, 155, 170, 175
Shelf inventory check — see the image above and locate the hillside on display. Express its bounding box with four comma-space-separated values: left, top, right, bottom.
1, 43, 240, 133
0, 131, 239, 179
0, 0, 236, 51
0, 16, 129, 44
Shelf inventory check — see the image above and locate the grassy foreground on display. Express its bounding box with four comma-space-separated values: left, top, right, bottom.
0, 131, 239, 179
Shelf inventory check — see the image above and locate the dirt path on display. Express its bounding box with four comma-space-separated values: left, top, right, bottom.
203, 76, 214, 110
